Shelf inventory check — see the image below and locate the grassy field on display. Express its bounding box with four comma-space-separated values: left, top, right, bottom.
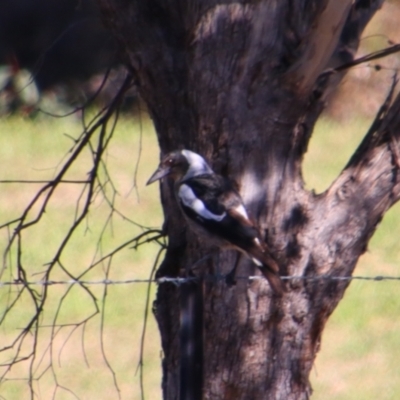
0, 111, 399, 399
0, 112, 163, 400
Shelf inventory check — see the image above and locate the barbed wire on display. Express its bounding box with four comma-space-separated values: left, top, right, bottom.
1, 274, 400, 287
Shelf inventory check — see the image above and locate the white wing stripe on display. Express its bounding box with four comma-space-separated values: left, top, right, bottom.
178, 184, 226, 221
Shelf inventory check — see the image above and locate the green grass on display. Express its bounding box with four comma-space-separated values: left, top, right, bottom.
0, 112, 163, 400
0, 112, 399, 399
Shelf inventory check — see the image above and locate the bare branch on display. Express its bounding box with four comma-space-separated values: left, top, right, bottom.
99, 257, 121, 399
346, 74, 398, 169
0, 71, 163, 398
334, 43, 400, 74
298, 74, 400, 246
137, 246, 164, 400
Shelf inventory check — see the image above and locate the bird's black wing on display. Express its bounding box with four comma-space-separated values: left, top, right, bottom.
181, 174, 227, 214
180, 173, 283, 294
179, 174, 259, 249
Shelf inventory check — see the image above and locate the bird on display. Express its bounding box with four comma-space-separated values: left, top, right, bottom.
147, 149, 284, 295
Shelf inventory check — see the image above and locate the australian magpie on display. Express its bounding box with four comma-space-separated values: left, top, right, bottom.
147, 149, 283, 295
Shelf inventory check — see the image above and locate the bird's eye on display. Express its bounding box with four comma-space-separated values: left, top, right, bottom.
166, 158, 174, 166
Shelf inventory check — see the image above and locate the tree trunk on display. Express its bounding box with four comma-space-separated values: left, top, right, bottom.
97, 1, 400, 399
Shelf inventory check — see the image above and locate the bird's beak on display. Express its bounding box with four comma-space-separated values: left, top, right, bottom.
146, 165, 171, 185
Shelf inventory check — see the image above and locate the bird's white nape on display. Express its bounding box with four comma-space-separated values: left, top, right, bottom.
179, 183, 226, 221
181, 149, 213, 178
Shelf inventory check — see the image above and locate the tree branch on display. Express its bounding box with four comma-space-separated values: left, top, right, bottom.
290, 0, 354, 92
320, 78, 400, 263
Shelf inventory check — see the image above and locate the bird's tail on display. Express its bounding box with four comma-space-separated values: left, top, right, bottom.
258, 265, 284, 297
249, 248, 284, 296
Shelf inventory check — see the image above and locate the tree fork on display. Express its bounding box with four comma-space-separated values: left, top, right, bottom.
97, 1, 397, 399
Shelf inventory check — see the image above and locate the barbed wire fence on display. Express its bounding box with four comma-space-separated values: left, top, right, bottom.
2, 273, 400, 287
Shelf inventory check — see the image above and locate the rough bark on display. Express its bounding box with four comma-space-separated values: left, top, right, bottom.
96, 1, 400, 399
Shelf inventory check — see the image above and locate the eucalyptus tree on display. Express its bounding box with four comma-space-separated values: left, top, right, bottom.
98, 1, 400, 399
